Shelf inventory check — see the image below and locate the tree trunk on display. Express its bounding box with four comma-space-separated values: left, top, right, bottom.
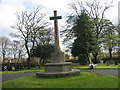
109, 47, 113, 64
25, 42, 31, 69
38, 59, 41, 69
27, 57, 31, 69
109, 48, 112, 59
2, 53, 5, 63
92, 53, 98, 64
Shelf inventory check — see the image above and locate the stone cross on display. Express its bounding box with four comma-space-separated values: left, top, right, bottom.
50, 10, 62, 51
36, 11, 80, 78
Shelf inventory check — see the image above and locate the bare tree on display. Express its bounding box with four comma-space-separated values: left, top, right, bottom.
36, 27, 54, 45
11, 7, 46, 69
10, 40, 25, 63
0, 36, 10, 62
101, 20, 119, 64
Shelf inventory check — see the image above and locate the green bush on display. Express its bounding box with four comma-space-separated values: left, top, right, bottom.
78, 54, 88, 65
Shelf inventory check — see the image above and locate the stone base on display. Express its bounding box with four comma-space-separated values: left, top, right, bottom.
36, 69, 80, 78
51, 50, 64, 63
45, 62, 72, 72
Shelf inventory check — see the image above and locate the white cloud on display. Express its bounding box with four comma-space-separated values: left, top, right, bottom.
30, 0, 69, 12
105, 0, 119, 24
0, 0, 25, 35
0, 0, 119, 36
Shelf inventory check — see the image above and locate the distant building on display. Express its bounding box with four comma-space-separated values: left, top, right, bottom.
68, 56, 73, 60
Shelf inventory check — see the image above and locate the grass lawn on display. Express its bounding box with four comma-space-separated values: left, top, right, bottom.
2, 72, 118, 88
0, 67, 45, 75
73, 63, 119, 69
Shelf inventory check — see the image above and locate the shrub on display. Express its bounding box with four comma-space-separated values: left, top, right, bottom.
78, 54, 88, 65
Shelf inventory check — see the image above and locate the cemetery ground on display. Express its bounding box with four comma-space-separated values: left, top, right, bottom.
2, 72, 119, 88
1, 63, 120, 88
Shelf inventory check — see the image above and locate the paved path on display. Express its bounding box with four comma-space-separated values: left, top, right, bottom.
81, 69, 119, 77
1, 71, 38, 82
1, 69, 119, 82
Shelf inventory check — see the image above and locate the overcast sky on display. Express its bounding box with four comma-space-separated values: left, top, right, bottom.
0, 0, 119, 37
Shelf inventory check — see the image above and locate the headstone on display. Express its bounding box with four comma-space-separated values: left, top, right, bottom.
36, 10, 80, 78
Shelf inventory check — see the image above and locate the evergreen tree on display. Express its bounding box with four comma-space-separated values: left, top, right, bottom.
31, 44, 54, 65
71, 12, 99, 64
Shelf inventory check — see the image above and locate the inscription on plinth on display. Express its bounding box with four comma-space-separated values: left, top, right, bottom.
45, 62, 72, 73
51, 50, 64, 63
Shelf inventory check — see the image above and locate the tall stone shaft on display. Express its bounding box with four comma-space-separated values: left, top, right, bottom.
50, 10, 64, 63
50, 10, 62, 51
54, 11, 60, 51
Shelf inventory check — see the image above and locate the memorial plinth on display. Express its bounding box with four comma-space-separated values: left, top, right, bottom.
36, 10, 80, 78
51, 50, 64, 63
45, 62, 72, 72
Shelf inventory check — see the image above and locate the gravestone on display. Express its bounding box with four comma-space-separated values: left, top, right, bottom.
36, 10, 80, 78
